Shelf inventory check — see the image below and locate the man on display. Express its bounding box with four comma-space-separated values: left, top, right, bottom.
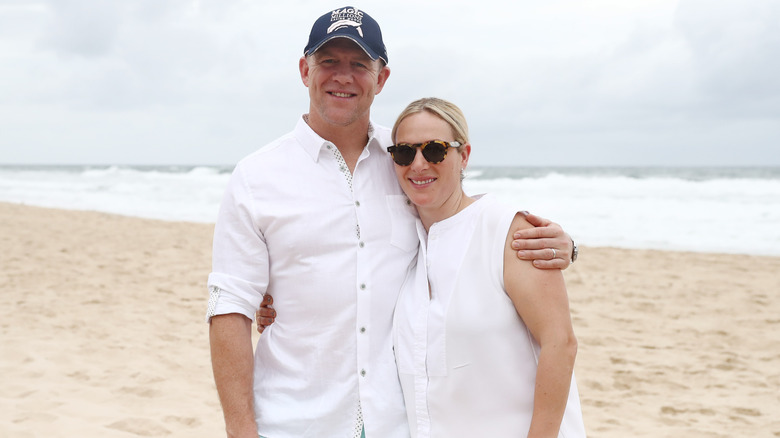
207, 7, 576, 438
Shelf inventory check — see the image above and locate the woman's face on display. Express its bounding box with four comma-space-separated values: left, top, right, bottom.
392, 111, 470, 211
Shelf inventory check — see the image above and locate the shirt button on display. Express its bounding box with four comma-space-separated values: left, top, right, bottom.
359, 241, 365, 248
360, 283, 366, 290
326, 144, 332, 150
360, 369, 366, 377
360, 327, 366, 333
406, 199, 412, 205
355, 201, 361, 207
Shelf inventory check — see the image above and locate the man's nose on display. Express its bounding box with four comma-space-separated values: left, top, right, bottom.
332, 63, 355, 83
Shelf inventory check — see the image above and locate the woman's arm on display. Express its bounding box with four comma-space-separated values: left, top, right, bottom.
504, 213, 578, 438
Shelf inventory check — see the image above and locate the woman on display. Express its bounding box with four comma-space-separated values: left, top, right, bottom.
389, 97, 586, 437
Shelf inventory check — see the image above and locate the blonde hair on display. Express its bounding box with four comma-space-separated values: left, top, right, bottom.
391, 97, 469, 146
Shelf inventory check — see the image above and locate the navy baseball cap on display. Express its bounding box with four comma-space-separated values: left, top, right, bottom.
304, 6, 388, 64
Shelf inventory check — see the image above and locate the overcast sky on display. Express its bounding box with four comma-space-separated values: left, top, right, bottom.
1, 0, 778, 166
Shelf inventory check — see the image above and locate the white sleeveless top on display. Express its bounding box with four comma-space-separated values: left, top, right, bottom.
392, 195, 587, 437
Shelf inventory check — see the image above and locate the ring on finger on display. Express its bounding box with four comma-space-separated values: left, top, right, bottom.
551, 248, 557, 259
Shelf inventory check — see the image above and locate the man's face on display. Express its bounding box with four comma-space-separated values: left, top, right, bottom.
299, 38, 390, 132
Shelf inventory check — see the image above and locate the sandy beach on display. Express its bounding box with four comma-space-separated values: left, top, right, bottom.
1, 201, 778, 437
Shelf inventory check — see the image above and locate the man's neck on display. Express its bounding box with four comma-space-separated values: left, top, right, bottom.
304, 114, 371, 173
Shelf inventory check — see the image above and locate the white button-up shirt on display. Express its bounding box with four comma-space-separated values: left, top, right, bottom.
207, 116, 419, 437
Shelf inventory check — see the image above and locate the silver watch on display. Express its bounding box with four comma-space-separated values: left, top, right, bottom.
571, 240, 578, 263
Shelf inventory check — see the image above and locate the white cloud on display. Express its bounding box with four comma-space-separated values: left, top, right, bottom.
1, 0, 778, 166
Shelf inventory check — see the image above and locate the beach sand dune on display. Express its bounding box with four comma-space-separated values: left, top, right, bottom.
1, 202, 778, 437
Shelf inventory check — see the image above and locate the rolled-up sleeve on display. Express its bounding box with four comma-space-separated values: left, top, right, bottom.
206, 163, 269, 323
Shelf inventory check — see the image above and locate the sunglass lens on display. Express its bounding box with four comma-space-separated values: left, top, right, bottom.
422, 142, 447, 164
394, 145, 416, 166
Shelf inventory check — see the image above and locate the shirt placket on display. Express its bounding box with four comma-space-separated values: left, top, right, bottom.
414, 225, 432, 437
327, 142, 368, 437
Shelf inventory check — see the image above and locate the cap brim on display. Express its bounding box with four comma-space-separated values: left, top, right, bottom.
305, 35, 386, 64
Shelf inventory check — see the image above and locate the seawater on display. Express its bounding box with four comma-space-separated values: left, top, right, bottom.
0, 165, 230, 223
1, 165, 778, 256
464, 167, 780, 256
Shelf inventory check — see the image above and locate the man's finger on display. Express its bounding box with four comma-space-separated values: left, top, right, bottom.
257, 317, 275, 326
255, 305, 276, 334
512, 238, 556, 251
516, 248, 558, 260
521, 212, 552, 228
513, 227, 560, 240
531, 258, 571, 270
515, 248, 554, 259
256, 317, 275, 334
257, 307, 276, 318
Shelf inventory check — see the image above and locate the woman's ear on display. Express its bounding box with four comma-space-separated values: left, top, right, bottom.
460, 143, 471, 169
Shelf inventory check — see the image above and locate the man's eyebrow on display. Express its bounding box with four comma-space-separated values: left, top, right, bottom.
314, 49, 372, 62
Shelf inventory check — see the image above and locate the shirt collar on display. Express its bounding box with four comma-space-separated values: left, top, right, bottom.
294, 114, 384, 162
365, 122, 386, 155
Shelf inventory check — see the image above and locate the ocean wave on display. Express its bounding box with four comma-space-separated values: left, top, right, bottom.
1, 165, 779, 254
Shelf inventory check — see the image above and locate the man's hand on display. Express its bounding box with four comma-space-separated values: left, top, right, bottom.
512, 211, 574, 270
255, 294, 276, 334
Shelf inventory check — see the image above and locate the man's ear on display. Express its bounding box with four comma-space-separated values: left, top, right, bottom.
299, 56, 310, 87
374, 65, 391, 95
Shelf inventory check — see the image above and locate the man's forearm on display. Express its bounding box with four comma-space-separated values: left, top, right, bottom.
209, 313, 257, 438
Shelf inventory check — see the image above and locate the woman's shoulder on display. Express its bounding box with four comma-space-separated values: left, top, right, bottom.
472, 195, 530, 228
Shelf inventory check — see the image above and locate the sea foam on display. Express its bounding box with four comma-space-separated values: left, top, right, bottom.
1, 166, 778, 255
